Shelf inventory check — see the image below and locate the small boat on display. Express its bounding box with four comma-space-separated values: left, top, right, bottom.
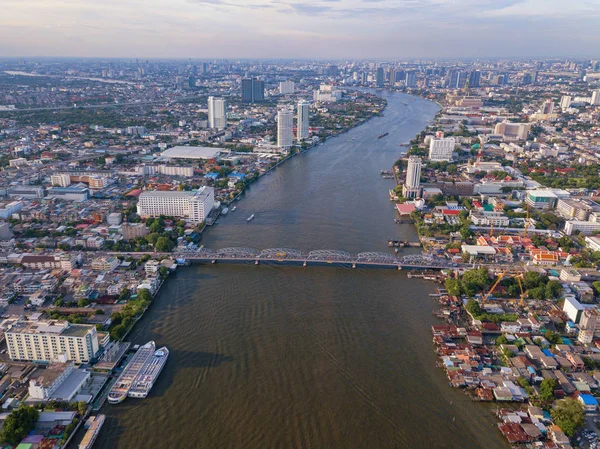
221, 207, 229, 215
231, 206, 237, 212
247, 214, 255, 222
377, 132, 389, 139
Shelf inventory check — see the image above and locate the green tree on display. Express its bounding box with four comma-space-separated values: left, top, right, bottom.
551, 398, 585, 437
445, 278, 461, 296
539, 378, 558, 402
155, 236, 174, 252
0, 406, 40, 444
592, 281, 600, 297
496, 335, 509, 345
77, 401, 87, 416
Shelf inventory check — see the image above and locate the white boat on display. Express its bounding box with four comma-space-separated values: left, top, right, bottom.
221, 207, 229, 215
108, 341, 156, 404
231, 206, 237, 212
247, 214, 255, 222
128, 347, 169, 399
79, 415, 105, 449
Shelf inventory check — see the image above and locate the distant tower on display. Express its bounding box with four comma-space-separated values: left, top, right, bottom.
405, 71, 417, 88
207, 96, 226, 130
277, 109, 294, 149
242, 78, 265, 103
591, 90, 600, 106
297, 101, 310, 142
376, 67, 384, 88
402, 156, 422, 199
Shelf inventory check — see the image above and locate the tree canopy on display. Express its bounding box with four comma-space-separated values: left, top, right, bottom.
551, 398, 585, 437
0, 406, 40, 444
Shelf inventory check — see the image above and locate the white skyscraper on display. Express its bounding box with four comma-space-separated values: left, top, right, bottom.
402, 156, 422, 199
592, 90, 600, 106
279, 81, 295, 95
297, 101, 310, 142
208, 96, 227, 130
560, 95, 572, 109
277, 109, 294, 149
428, 136, 455, 162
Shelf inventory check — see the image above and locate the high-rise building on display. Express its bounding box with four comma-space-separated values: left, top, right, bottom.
241, 78, 265, 103
376, 67, 384, 88
448, 70, 466, 89
428, 134, 455, 162
277, 109, 294, 149
560, 96, 572, 109
137, 187, 215, 223
207, 96, 227, 130
297, 101, 310, 142
402, 156, 422, 199
591, 90, 600, 106
468, 71, 481, 88
279, 81, 295, 95
542, 99, 554, 115
406, 71, 417, 87
6, 319, 100, 364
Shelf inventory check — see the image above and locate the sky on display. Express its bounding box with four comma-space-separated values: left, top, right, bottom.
1, 0, 599, 59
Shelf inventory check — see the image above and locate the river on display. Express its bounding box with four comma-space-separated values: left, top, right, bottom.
95, 90, 509, 449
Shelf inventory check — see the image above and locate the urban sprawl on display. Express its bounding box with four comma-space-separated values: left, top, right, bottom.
0, 58, 600, 448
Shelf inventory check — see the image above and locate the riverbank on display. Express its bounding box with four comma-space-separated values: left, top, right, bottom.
224, 96, 387, 206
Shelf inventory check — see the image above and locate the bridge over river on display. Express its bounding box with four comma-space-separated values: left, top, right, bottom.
173, 248, 459, 270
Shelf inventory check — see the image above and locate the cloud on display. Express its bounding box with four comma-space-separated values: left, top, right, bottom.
0, 0, 599, 58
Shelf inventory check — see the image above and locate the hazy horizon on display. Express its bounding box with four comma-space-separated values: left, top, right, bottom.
1, 0, 600, 59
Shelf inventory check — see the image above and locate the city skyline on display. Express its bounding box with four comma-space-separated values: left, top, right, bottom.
1, 0, 600, 59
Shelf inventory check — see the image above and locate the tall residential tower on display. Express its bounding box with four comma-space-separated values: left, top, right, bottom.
207, 96, 226, 130
402, 156, 422, 199
277, 109, 294, 149
297, 101, 310, 142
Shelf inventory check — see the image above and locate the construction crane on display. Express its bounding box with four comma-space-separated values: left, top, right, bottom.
482, 272, 506, 305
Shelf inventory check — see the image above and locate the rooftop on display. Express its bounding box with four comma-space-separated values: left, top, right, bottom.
161, 146, 227, 160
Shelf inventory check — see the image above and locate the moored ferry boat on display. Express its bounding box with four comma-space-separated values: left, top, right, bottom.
128, 347, 169, 398
79, 415, 105, 449
108, 341, 156, 404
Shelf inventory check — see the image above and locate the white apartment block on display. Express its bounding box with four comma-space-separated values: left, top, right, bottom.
428, 137, 455, 162
564, 220, 600, 236
279, 81, 295, 95
51, 174, 71, 187
6, 320, 100, 364
137, 187, 215, 223
9, 158, 28, 167
158, 165, 194, 177
0, 201, 23, 219
91, 256, 120, 272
